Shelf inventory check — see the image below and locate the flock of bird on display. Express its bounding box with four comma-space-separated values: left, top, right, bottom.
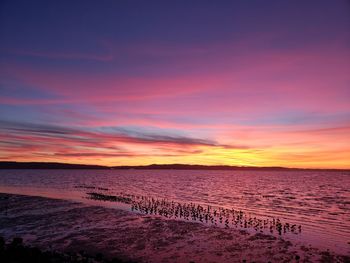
84, 188, 302, 236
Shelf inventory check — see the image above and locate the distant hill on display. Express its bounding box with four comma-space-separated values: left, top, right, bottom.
113, 164, 349, 172
0, 162, 106, 169
0, 161, 348, 172
114, 163, 294, 171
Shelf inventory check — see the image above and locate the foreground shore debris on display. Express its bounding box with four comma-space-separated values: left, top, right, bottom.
0, 236, 136, 263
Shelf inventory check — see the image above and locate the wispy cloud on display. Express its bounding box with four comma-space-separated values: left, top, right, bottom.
2, 48, 114, 62
0, 120, 247, 162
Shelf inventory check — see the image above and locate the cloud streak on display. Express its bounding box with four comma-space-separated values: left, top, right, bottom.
0, 120, 248, 163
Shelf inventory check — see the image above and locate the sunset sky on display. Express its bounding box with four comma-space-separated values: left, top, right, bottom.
0, 0, 349, 168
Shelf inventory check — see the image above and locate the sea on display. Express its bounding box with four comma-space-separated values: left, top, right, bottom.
0, 169, 349, 254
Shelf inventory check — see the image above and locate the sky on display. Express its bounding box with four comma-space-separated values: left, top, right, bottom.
0, 0, 349, 168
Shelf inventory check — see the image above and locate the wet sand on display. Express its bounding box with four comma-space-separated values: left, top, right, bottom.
0, 193, 349, 263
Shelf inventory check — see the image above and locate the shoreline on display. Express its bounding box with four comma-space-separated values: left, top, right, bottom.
2, 161, 350, 172
0, 193, 349, 263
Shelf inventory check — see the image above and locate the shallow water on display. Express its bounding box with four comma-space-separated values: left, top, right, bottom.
0, 169, 349, 254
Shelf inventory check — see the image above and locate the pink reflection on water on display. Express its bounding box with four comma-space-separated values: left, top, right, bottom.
0, 169, 349, 254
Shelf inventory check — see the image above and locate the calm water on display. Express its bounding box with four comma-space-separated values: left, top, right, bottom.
0, 169, 349, 254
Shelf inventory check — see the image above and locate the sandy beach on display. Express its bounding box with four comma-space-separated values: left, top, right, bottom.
0, 193, 349, 263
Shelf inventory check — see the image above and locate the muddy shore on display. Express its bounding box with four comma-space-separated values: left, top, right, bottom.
0, 193, 348, 263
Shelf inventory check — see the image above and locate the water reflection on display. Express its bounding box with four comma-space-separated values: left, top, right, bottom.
0, 169, 349, 253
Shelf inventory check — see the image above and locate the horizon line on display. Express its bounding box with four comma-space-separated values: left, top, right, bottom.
1, 161, 349, 171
